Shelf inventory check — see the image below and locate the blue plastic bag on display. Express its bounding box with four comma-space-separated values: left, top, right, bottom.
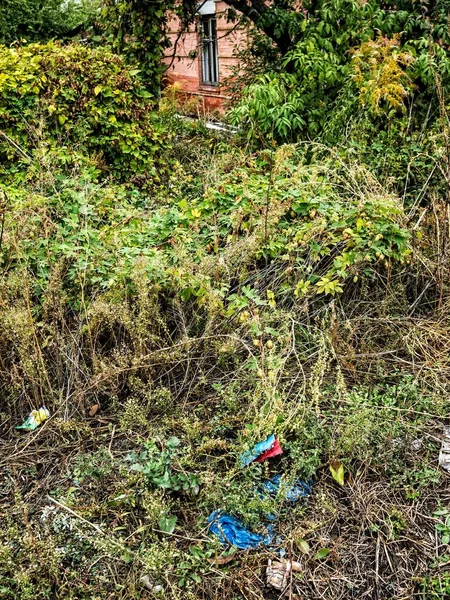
260, 475, 312, 503
207, 511, 275, 550
207, 476, 312, 549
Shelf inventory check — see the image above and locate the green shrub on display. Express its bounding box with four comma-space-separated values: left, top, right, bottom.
184, 145, 411, 305
1, 144, 411, 316
126, 437, 201, 494
0, 41, 170, 183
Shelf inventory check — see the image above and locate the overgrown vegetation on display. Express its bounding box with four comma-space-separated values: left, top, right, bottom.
1, 2, 450, 599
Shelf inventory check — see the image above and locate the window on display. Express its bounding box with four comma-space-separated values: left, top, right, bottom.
200, 15, 219, 85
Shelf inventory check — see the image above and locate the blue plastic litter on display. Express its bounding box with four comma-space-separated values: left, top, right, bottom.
207, 479, 312, 549
207, 510, 275, 550
260, 475, 312, 504
211, 440, 313, 550
240, 434, 276, 467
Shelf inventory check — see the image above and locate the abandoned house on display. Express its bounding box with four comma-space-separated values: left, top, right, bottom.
164, 1, 246, 112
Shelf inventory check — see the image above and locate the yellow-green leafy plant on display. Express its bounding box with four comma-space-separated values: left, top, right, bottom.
0, 41, 170, 183
351, 34, 415, 116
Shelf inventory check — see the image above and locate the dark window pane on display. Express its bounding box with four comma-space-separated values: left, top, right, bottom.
201, 16, 218, 85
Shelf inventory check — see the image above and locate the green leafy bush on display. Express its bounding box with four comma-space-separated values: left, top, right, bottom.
1, 144, 410, 316
0, 41, 170, 183
231, 0, 450, 143
181, 145, 410, 304
126, 437, 201, 494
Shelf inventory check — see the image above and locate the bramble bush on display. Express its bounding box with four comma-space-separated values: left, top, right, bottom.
0, 144, 410, 314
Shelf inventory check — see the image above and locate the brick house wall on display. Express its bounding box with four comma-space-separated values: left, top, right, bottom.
163, 1, 247, 113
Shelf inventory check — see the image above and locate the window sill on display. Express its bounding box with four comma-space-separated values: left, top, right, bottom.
199, 84, 220, 92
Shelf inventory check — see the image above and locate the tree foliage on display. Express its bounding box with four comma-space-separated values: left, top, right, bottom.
0, 0, 98, 45
224, 0, 450, 206
223, 0, 450, 58
351, 34, 416, 116
231, 0, 450, 139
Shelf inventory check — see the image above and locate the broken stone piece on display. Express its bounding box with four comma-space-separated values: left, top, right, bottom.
439, 426, 450, 472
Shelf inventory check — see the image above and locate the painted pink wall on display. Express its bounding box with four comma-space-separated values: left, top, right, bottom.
163, 1, 247, 112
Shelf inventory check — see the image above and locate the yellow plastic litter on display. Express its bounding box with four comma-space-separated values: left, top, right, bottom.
16, 407, 50, 431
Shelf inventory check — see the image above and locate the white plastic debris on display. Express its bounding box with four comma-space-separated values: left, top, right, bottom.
439, 426, 450, 472
140, 575, 163, 593
410, 438, 423, 452
266, 559, 302, 590
205, 121, 239, 134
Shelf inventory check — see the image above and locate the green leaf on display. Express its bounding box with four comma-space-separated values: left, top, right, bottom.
314, 548, 331, 560
329, 460, 345, 486
433, 509, 449, 517
121, 551, 134, 563
159, 515, 177, 534
129, 463, 144, 472
263, 326, 280, 337
296, 538, 310, 554
189, 545, 203, 557
153, 471, 172, 488
166, 436, 180, 448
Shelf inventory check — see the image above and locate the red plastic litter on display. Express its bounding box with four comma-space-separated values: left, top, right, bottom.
255, 438, 283, 462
